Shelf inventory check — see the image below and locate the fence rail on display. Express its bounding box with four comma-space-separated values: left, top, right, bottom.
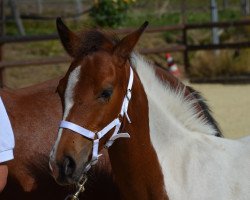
0, 56, 71, 68
1, 19, 250, 87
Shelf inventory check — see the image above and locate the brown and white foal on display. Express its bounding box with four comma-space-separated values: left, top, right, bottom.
49, 19, 248, 200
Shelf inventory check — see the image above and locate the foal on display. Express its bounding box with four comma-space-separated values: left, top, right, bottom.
49, 20, 239, 199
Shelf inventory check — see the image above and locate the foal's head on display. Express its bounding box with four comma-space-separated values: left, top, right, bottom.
49, 18, 148, 185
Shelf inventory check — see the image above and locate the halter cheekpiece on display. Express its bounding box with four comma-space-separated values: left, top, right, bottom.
59, 67, 134, 171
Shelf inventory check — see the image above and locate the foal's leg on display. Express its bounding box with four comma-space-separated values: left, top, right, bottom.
0, 164, 8, 192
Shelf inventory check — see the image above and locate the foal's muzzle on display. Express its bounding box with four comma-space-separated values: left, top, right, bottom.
50, 155, 80, 185
62, 156, 76, 177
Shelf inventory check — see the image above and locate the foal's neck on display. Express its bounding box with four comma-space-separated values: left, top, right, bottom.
108, 74, 168, 200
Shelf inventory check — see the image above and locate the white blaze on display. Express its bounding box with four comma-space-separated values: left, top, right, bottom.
50, 66, 81, 162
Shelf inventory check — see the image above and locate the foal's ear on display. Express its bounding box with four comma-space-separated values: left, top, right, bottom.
113, 21, 149, 64
56, 17, 80, 57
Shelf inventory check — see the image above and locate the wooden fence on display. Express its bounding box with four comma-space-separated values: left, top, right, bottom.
1, 17, 250, 87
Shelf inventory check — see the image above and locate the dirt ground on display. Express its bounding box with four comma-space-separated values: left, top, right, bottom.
190, 83, 250, 139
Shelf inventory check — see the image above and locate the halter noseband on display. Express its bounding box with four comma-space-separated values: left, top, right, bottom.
59, 67, 134, 171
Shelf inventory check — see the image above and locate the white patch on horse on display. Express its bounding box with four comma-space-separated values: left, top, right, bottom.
50, 66, 81, 162
131, 54, 250, 200
131, 53, 217, 136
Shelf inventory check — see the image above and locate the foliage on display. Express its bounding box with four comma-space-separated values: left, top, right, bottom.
89, 0, 135, 27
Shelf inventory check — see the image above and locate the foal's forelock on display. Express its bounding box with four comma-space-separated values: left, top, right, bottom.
50, 66, 81, 160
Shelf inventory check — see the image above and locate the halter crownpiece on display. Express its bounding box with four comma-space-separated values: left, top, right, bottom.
59, 66, 134, 171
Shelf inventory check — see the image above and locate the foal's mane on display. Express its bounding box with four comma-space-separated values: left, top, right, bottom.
186, 86, 221, 136
131, 54, 218, 136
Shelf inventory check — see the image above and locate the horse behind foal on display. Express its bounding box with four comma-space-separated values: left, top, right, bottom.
0, 79, 119, 199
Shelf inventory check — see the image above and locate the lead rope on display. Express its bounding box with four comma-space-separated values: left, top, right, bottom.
64, 174, 88, 200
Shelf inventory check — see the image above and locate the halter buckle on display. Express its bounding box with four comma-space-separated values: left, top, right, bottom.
90, 154, 102, 165
126, 89, 132, 101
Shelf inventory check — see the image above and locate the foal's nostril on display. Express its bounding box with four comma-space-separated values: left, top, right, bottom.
63, 156, 76, 176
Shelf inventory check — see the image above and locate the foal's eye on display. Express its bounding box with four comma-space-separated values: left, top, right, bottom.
99, 88, 113, 101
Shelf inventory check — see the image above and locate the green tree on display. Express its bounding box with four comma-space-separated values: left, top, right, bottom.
90, 0, 135, 27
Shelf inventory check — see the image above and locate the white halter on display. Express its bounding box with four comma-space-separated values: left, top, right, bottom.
59, 67, 134, 171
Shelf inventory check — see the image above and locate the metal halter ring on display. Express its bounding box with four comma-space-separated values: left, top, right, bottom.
64, 175, 88, 200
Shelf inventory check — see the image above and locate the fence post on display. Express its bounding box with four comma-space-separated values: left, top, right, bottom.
183, 26, 190, 74
181, 0, 190, 74
211, 0, 220, 46
9, 0, 25, 35
241, 0, 250, 16
0, 0, 4, 88
37, 0, 43, 14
